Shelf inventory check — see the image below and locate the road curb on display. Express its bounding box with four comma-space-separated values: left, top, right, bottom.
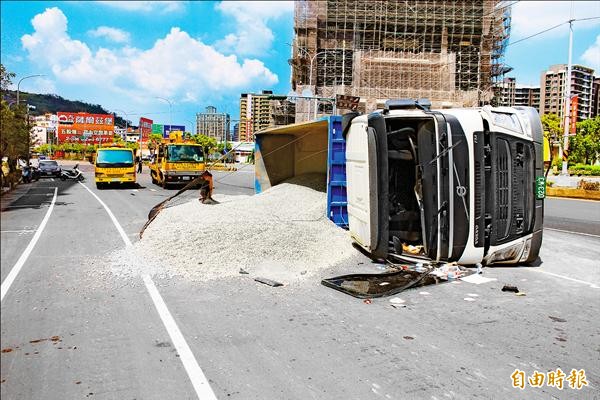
546, 187, 600, 201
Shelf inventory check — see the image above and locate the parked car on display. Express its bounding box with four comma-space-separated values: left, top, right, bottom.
38, 160, 62, 178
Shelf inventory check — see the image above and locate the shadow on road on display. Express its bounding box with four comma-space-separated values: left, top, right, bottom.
0, 179, 81, 213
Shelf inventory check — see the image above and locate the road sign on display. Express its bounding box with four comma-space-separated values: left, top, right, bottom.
335, 94, 360, 111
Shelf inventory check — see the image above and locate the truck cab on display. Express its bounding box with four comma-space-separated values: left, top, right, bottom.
345, 100, 544, 265
94, 145, 136, 188
149, 131, 206, 188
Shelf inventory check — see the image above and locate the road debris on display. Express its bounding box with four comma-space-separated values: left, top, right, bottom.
254, 277, 283, 287
501, 285, 519, 293
389, 297, 405, 304
110, 174, 356, 282
460, 274, 497, 285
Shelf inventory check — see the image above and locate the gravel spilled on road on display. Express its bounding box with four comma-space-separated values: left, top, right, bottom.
107, 174, 356, 283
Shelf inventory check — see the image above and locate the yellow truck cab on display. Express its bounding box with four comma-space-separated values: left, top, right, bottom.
94, 145, 136, 188
149, 131, 206, 188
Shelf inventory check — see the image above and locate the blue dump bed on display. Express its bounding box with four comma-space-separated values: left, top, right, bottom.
254, 116, 348, 228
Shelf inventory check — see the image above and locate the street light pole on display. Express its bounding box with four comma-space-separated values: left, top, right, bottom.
113, 109, 129, 140
17, 74, 45, 108
155, 97, 173, 129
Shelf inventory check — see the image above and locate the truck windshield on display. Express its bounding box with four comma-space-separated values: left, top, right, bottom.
167, 145, 204, 162
96, 150, 134, 167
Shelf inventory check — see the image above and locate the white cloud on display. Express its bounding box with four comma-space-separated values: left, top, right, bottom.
511, 1, 600, 40
96, 1, 184, 13
21, 7, 278, 103
581, 35, 600, 73
88, 26, 130, 43
214, 1, 294, 56
29, 77, 57, 94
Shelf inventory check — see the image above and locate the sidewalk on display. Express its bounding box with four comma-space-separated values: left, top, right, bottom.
546, 174, 600, 188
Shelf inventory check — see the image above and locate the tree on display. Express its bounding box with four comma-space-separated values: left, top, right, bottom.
193, 134, 217, 159
540, 113, 562, 141
147, 133, 163, 153
1, 64, 29, 188
569, 116, 600, 165
1, 63, 15, 92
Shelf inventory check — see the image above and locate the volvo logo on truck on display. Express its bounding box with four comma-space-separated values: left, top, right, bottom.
344, 99, 544, 266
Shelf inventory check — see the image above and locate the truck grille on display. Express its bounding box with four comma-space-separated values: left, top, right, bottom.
495, 139, 511, 240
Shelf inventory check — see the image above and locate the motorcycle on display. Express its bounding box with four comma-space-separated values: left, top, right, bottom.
60, 164, 85, 181
20, 164, 40, 183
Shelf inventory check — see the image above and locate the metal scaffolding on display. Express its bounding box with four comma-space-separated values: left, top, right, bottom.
291, 0, 512, 119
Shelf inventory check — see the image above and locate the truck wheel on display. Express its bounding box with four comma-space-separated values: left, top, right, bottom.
96, 182, 103, 189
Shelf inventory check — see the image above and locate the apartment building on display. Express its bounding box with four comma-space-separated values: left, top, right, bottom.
540, 64, 595, 123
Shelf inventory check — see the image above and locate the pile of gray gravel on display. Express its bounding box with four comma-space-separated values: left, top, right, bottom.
111, 174, 356, 283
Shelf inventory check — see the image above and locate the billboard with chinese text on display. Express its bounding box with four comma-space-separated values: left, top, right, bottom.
163, 125, 186, 138
139, 117, 153, 141
57, 112, 114, 143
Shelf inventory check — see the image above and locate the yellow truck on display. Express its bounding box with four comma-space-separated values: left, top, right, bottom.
95, 145, 136, 188
149, 132, 207, 188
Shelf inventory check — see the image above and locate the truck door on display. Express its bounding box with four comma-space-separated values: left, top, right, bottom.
346, 114, 389, 259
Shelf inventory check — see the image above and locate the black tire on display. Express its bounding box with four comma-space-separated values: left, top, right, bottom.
78, 175, 85, 181
151, 172, 157, 184
96, 182, 103, 189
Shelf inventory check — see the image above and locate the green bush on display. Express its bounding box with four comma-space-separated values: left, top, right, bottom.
568, 164, 600, 176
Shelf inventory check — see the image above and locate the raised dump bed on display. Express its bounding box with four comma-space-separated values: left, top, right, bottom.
254, 116, 348, 228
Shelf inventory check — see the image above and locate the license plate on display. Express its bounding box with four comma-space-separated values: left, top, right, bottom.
535, 176, 545, 199
182, 176, 190, 181
111, 178, 121, 182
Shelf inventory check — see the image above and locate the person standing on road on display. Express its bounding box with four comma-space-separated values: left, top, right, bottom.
137, 155, 143, 173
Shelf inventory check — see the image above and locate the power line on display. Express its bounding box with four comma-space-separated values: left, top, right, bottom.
508, 16, 600, 47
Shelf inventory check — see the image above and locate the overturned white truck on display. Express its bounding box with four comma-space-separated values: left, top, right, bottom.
343, 99, 545, 265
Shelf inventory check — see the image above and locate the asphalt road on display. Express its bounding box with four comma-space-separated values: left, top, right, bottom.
1, 163, 599, 399
544, 197, 600, 236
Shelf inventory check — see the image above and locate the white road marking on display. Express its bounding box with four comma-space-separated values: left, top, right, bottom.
50, 178, 54, 182
150, 188, 157, 192
526, 269, 600, 289
1, 230, 35, 233
1, 187, 58, 302
142, 275, 218, 400
544, 227, 600, 238
78, 182, 130, 245
79, 181, 217, 399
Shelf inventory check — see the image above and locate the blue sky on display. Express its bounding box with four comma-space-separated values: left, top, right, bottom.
1, 1, 599, 129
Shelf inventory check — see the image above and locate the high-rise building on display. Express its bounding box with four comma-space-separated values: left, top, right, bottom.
239, 91, 295, 142
540, 64, 595, 123
196, 106, 230, 141
494, 77, 540, 111
515, 85, 541, 111
592, 77, 600, 118
291, 0, 512, 121
232, 123, 239, 142
494, 78, 516, 107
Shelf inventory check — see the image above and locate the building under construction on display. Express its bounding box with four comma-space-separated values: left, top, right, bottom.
291, 0, 512, 121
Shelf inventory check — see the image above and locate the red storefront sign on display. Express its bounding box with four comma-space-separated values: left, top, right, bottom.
57, 112, 114, 143
569, 95, 578, 134
139, 117, 153, 142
